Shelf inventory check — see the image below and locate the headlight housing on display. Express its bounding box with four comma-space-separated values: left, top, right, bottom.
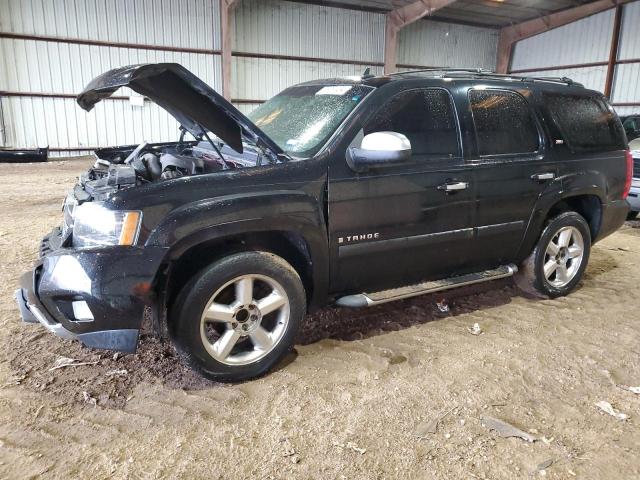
72, 202, 142, 248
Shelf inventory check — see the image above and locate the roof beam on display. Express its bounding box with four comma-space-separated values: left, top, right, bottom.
496, 0, 633, 74
384, 0, 458, 74
604, 4, 623, 97
221, 0, 242, 100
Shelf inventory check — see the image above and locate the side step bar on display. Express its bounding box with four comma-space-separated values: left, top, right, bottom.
335, 264, 518, 308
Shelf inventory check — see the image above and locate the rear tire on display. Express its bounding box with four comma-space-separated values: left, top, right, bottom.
170, 251, 306, 382
627, 211, 639, 221
515, 212, 591, 298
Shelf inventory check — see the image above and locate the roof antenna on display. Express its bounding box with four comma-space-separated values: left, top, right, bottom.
362, 67, 374, 79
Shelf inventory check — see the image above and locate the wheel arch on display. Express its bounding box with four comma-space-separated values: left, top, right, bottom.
144, 190, 330, 336
151, 226, 329, 337
167, 229, 317, 301
545, 194, 602, 240
517, 190, 603, 261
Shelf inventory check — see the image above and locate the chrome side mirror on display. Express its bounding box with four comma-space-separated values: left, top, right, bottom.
346, 131, 412, 173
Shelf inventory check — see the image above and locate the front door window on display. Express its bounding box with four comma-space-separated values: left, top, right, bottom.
364, 88, 460, 160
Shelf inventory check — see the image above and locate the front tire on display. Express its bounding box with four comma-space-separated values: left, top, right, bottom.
170, 251, 306, 382
516, 212, 591, 298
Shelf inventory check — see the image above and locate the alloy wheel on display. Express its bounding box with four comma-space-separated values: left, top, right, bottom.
199, 274, 290, 366
543, 226, 584, 288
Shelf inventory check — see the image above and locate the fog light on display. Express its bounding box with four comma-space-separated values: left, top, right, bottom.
72, 301, 94, 322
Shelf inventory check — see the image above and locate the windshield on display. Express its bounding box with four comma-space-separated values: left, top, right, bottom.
246, 84, 374, 157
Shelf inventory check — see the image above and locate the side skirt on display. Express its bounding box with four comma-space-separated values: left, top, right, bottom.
335, 264, 518, 307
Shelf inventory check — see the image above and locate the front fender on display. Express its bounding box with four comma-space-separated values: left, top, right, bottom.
146, 190, 330, 307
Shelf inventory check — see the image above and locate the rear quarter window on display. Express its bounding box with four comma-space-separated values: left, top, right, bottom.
542, 93, 625, 152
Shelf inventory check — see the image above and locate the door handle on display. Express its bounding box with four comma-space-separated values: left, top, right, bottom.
531, 172, 555, 181
438, 181, 469, 192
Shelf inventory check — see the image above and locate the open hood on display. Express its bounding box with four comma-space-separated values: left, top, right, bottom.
77, 63, 283, 157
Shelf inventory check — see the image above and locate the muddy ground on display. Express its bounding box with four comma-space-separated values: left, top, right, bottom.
0, 158, 638, 479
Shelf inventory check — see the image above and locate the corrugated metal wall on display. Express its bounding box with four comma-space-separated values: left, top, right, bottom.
0, 0, 218, 46
511, 10, 614, 73
0, 0, 499, 153
507, 66, 608, 92
0, 0, 221, 154
232, 0, 498, 114
398, 20, 498, 71
0, 45, 220, 150
613, 1, 640, 116
234, 1, 384, 63
231, 0, 385, 114
3, 0, 640, 155
510, 3, 640, 117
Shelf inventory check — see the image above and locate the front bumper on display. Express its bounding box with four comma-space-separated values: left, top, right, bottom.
16, 229, 167, 353
627, 179, 640, 212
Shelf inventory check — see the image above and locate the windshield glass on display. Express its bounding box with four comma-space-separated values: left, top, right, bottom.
246, 84, 374, 157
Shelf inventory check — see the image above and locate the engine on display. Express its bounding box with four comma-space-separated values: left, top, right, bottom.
79, 141, 252, 199
131, 151, 208, 181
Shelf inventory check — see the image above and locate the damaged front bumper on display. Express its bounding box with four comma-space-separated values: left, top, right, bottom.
15, 228, 167, 353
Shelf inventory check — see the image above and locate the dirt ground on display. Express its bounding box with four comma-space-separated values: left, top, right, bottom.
0, 158, 638, 479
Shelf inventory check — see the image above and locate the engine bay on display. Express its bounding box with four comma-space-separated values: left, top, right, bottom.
79, 139, 266, 199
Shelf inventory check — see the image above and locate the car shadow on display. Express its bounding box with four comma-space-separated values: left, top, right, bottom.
296, 278, 520, 346
295, 240, 624, 349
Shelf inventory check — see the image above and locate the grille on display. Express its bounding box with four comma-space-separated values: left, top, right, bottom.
634, 158, 640, 179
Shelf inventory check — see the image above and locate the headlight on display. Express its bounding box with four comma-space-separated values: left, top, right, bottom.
72, 202, 142, 248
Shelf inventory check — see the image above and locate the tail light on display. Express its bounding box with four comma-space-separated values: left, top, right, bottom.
623, 150, 632, 199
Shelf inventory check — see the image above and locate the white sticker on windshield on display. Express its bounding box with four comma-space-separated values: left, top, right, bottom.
316, 85, 351, 96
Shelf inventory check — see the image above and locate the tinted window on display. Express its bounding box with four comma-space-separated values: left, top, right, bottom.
364, 88, 459, 158
469, 89, 539, 156
543, 93, 625, 152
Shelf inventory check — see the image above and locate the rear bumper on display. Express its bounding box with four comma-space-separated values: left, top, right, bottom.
596, 199, 630, 241
16, 229, 167, 352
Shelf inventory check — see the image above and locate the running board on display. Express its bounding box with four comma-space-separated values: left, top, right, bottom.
335, 264, 518, 308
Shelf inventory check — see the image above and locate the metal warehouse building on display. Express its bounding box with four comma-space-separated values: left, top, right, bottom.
0, 0, 639, 156
3, 3, 640, 478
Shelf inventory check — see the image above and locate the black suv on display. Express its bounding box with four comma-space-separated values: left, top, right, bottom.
16, 64, 632, 381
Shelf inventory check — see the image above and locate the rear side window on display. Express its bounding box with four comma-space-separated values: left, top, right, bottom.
364, 88, 459, 158
543, 93, 625, 152
469, 89, 540, 156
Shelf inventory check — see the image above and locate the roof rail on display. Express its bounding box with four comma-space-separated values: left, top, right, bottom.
533, 76, 578, 85
389, 67, 491, 76
390, 68, 582, 87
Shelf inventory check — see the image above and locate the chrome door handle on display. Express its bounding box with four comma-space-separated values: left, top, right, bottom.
438, 181, 469, 192
531, 172, 555, 181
